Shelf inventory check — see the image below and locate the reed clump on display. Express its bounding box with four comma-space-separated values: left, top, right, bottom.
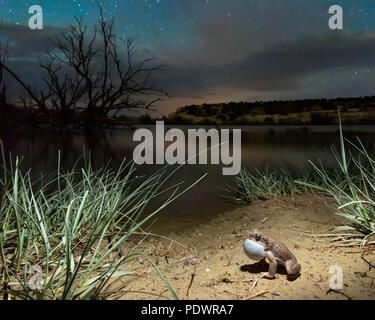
297, 122, 375, 244
229, 122, 375, 245
0, 143, 201, 299
223, 166, 327, 203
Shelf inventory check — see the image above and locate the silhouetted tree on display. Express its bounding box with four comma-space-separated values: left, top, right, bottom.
0, 1, 165, 129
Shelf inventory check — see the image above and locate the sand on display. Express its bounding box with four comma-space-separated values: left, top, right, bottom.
111, 195, 375, 300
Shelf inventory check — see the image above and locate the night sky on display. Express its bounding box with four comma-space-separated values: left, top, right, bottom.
1, 0, 375, 115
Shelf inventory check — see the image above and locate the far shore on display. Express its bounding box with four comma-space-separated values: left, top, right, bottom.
134, 123, 375, 133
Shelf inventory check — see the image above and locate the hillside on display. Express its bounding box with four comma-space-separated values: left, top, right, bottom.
167, 96, 375, 125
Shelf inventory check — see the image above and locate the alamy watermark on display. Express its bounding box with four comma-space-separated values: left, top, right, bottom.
329, 5, 343, 30
133, 121, 242, 176
28, 5, 43, 30
329, 265, 343, 290
22, 2, 345, 175
26, 4, 344, 31
28, 265, 44, 290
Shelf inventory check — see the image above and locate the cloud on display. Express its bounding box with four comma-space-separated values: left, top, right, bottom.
155, 31, 375, 98
158, 0, 330, 66
0, 24, 68, 57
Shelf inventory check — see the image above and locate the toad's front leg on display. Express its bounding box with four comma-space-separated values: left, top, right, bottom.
260, 251, 277, 279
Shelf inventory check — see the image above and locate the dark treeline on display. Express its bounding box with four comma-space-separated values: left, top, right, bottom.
168, 96, 375, 125
179, 96, 375, 115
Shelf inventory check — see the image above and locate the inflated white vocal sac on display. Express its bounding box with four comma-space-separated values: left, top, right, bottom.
243, 239, 266, 261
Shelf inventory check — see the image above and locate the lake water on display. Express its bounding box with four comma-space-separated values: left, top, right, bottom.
1, 125, 375, 233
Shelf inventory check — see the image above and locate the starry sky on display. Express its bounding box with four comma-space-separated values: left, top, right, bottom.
1, 0, 375, 115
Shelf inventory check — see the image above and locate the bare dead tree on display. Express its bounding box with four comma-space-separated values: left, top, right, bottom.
0, 50, 51, 117
39, 58, 87, 126
0, 1, 165, 129
48, 1, 165, 127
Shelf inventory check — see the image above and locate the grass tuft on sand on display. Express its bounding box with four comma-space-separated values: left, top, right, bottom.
0, 142, 202, 300
228, 122, 375, 245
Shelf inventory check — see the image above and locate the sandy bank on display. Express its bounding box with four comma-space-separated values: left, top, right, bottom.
113, 195, 375, 300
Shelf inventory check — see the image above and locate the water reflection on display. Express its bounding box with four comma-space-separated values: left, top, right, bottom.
1, 125, 375, 233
